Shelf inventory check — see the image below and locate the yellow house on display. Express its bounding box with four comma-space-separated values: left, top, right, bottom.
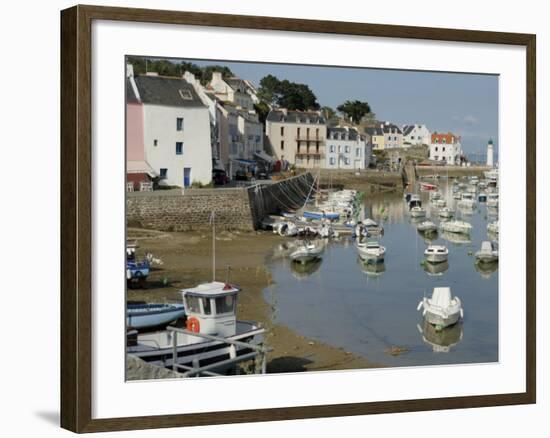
365, 126, 385, 150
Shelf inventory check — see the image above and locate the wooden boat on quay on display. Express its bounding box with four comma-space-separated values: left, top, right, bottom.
127, 282, 268, 377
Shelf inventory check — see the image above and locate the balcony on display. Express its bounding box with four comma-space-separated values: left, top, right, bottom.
295, 152, 324, 159
294, 135, 325, 143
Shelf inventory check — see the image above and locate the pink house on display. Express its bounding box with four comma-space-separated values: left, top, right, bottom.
126, 66, 156, 190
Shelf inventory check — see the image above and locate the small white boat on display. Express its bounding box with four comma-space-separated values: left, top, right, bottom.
409, 195, 422, 210
417, 287, 463, 329
410, 206, 426, 218
429, 191, 442, 201
453, 192, 462, 200
484, 168, 499, 180
458, 192, 477, 209
290, 241, 324, 263
486, 193, 499, 208
417, 221, 438, 232
440, 220, 472, 234
432, 199, 446, 208
356, 240, 386, 263
438, 207, 454, 218
424, 245, 449, 263
475, 241, 498, 263
127, 303, 186, 330
487, 221, 499, 235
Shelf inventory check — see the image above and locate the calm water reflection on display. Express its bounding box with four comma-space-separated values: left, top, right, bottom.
263, 181, 499, 367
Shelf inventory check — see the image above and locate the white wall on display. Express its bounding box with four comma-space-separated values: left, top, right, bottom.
143, 104, 212, 186
1, 1, 547, 438
326, 139, 367, 169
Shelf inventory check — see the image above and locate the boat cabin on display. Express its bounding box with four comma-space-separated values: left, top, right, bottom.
180, 281, 240, 337
126, 241, 138, 261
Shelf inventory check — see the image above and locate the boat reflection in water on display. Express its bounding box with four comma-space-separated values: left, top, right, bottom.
289, 257, 323, 280
474, 260, 499, 279
423, 260, 449, 276
357, 257, 386, 277
440, 230, 472, 245
417, 319, 464, 353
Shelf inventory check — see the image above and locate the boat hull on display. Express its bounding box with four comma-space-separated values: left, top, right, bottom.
425, 253, 448, 263
127, 304, 186, 330
424, 310, 460, 329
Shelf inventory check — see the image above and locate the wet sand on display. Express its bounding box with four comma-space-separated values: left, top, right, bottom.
127, 227, 381, 373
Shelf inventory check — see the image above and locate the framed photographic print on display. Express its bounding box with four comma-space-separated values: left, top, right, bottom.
60, 4, 536, 433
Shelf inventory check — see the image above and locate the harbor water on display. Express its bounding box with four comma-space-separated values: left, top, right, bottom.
263, 180, 499, 367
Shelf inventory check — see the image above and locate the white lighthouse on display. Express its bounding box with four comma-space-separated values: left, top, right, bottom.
486, 139, 494, 167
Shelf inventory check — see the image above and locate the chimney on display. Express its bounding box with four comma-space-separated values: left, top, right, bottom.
212, 71, 223, 82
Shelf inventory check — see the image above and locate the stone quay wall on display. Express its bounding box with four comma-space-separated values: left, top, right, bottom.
126, 172, 315, 231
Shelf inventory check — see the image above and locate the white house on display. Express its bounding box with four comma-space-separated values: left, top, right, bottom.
134, 73, 212, 187
325, 127, 370, 170
402, 124, 431, 146
209, 72, 256, 111
429, 132, 463, 165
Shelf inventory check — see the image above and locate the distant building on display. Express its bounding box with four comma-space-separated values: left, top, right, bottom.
126, 65, 156, 190
365, 122, 403, 150
429, 132, 463, 165
209, 72, 258, 111
266, 109, 327, 169
325, 127, 370, 170
486, 139, 494, 167
402, 124, 431, 146
133, 72, 212, 187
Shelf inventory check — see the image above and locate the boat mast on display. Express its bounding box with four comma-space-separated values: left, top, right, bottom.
210, 211, 216, 281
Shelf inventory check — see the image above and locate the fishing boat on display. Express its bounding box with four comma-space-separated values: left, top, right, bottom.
356, 240, 386, 263
438, 207, 454, 218
410, 206, 426, 218
424, 245, 449, 263
126, 242, 151, 284
417, 220, 438, 232
420, 182, 437, 191
475, 241, 499, 263
417, 287, 463, 330
127, 282, 266, 375
289, 241, 324, 263
440, 220, 472, 234
127, 303, 186, 330
487, 221, 499, 235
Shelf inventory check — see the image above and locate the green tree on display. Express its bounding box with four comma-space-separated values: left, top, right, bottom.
321, 106, 336, 119
254, 101, 271, 125
257, 75, 319, 111
337, 100, 372, 123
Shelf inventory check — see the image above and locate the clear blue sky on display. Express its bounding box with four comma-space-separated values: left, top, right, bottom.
175, 58, 498, 157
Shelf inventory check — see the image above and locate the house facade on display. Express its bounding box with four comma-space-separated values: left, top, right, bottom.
325, 127, 370, 170
209, 72, 256, 111
402, 124, 431, 146
266, 109, 327, 169
134, 73, 212, 187
126, 65, 157, 190
429, 132, 463, 165
365, 126, 384, 151
381, 122, 403, 149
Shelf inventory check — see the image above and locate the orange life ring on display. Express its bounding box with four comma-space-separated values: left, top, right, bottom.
186, 317, 200, 333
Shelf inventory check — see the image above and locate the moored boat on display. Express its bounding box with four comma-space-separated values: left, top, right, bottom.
417, 220, 438, 232
424, 245, 449, 263
440, 220, 472, 234
410, 206, 426, 218
289, 241, 324, 263
417, 287, 463, 330
475, 241, 498, 263
356, 240, 386, 263
127, 303, 186, 330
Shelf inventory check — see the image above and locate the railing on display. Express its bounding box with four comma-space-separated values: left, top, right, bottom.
295, 136, 325, 142
166, 326, 271, 377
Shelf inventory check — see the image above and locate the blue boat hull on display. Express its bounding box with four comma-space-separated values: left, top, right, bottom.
127, 303, 186, 329
303, 211, 340, 220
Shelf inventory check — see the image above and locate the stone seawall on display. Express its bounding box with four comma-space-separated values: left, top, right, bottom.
126, 173, 315, 231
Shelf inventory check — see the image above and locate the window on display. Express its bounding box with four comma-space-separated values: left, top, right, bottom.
153, 139, 158, 146
215, 295, 235, 314
178, 89, 193, 100
345, 146, 350, 153
330, 157, 335, 165
176, 117, 184, 131
280, 126, 284, 136
435, 147, 438, 152
345, 158, 350, 165
202, 298, 212, 315
442, 147, 446, 152
186, 296, 200, 313
176, 142, 183, 155
160, 168, 168, 179
330, 145, 335, 153
356, 148, 361, 157
280, 140, 284, 151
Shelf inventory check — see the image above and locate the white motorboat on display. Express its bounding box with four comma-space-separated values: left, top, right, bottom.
356, 240, 386, 263
453, 192, 462, 200
417, 220, 438, 232
438, 207, 454, 218
127, 282, 266, 376
487, 221, 499, 235
432, 199, 446, 208
424, 245, 449, 263
429, 191, 442, 201
458, 192, 477, 209
417, 287, 463, 329
440, 220, 472, 234
289, 241, 324, 263
408, 195, 422, 210
410, 206, 426, 218
486, 193, 499, 208
475, 241, 499, 263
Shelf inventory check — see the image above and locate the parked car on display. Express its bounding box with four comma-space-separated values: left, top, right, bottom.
212, 169, 229, 185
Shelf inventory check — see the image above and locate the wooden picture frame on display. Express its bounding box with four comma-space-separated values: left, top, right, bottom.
60, 4, 536, 433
